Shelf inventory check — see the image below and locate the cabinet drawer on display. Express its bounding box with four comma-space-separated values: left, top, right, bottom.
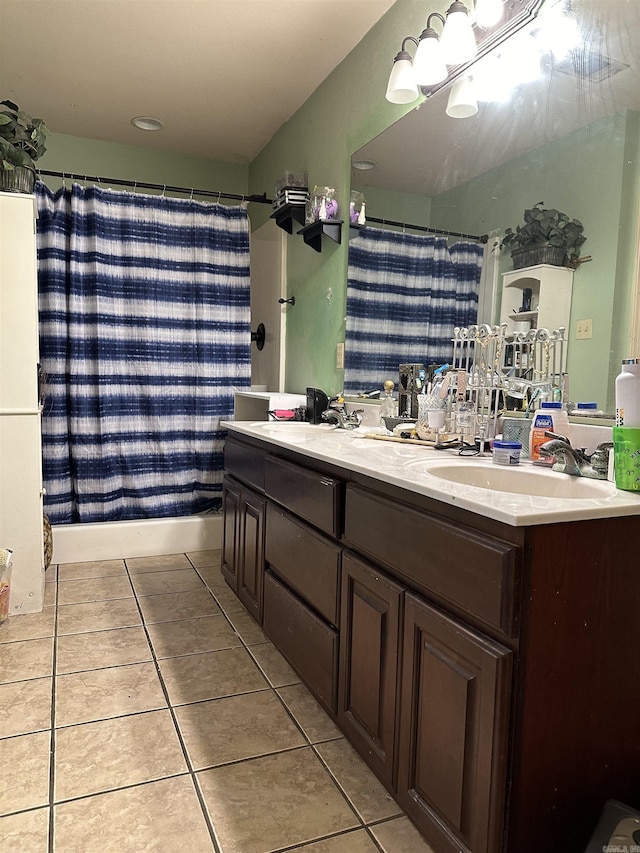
344, 485, 519, 637
264, 455, 342, 537
263, 571, 338, 713
265, 503, 340, 625
224, 437, 265, 492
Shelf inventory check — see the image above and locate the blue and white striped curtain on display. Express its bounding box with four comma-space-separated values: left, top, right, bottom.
344, 227, 483, 393
36, 182, 251, 524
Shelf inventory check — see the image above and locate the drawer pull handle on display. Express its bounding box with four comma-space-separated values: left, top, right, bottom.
320, 478, 333, 487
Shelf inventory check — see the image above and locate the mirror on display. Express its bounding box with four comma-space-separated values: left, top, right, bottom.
348, 0, 640, 412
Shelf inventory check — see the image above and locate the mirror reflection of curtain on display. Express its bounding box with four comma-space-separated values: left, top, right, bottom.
36, 181, 251, 524
344, 228, 483, 393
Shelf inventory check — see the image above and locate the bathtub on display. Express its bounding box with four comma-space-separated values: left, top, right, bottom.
51, 513, 222, 564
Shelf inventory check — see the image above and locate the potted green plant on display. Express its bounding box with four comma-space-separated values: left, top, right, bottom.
501, 202, 587, 270
0, 100, 49, 193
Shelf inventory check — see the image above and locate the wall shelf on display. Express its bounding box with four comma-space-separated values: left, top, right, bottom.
297, 219, 343, 252
270, 203, 306, 234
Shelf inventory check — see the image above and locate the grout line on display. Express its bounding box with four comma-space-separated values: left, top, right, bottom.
48, 585, 60, 853
123, 557, 222, 853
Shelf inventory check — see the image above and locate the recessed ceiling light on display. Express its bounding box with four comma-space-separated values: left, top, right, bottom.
352, 159, 377, 171
131, 116, 164, 131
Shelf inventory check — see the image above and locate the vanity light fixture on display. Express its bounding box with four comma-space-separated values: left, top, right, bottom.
131, 116, 164, 131
445, 76, 479, 117
352, 159, 377, 171
385, 0, 547, 114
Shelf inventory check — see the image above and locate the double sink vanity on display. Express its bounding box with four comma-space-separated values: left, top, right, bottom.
221, 420, 640, 853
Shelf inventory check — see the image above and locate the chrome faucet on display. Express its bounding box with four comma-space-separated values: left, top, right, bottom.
321, 401, 363, 430
538, 433, 613, 479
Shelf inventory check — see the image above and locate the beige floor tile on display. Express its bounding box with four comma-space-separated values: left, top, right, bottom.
277, 683, 342, 744
56, 626, 152, 674
212, 585, 248, 614
370, 816, 437, 852
131, 568, 205, 597
316, 739, 402, 823
126, 553, 191, 574
44, 583, 57, 607
56, 598, 141, 635
187, 550, 222, 568
195, 564, 227, 591
175, 690, 305, 769
55, 661, 166, 727
57, 559, 126, 580
146, 615, 241, 659
288, 829, 380, 852
0, 637, 53, 685
137, 589, 220, 624
57, 575, 133, 606
250, 642, 301, 687
55, 709, 187, 800
0, 608, 55, 644
198, 747, 359, 853
158, 646, 267, 706
0, 806, 49, 853
54, 776, 215, 853
0, 677, 51, 739
0, 731, 50, 815
227, 610, 268, 644
46, 565, 58, 582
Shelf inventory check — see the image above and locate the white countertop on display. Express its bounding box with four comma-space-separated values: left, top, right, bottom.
224, 421, 640, 527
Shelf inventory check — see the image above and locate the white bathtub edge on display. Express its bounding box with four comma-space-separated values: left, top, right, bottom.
51, 514, 222, 564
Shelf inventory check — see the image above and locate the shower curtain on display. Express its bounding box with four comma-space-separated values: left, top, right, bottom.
344, 227, 484, 393
36, 182, 251, 524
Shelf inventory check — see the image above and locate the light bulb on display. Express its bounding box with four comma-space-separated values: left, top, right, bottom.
474, 0, 503, 28
414, 31, 448, 86
441, 1, 478, 66
385, 52, 419, 104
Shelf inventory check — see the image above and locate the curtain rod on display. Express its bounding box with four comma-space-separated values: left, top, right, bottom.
36, 169, 272, 205
364, 215, 488, 244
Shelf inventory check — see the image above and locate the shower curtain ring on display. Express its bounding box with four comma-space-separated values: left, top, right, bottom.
162, 184, 166, 197
217, 191, 221, 203
189, 187, 194, 200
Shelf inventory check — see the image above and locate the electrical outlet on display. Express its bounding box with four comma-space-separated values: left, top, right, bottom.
576, 319, 593, 340
336, 342, 345, 369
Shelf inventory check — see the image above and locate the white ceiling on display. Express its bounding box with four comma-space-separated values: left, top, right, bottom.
0, 0, 397, 165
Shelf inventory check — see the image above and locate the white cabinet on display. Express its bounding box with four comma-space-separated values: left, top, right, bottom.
500, 264, 573, 335
0, 191, 44, 614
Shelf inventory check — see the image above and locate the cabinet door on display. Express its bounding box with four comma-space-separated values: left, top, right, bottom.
238, 490, 265, 623
338, 552, 403, 789
398, 594, 512, 853
222, 476, 241, 592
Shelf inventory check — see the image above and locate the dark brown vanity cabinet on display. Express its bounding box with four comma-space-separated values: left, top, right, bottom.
338, 551, 403, 789
397, 593, 512, 853
221, 475, 265, 623
223, 433, 640, 853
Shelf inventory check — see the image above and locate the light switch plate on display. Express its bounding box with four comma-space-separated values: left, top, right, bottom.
336, 342, 345, 369
576, 319, 593, 340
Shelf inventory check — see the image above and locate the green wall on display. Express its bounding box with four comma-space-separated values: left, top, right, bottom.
248, 0, 430, 395
40, 132, 249, 198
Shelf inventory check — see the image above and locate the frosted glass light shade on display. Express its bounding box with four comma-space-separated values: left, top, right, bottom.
414, 33, 448, 85
385, 55, 419, 104
475, 0, 503, 28
441, 3, 477, 65
446, 77, 478, 118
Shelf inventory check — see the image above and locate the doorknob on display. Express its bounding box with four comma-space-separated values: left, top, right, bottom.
251, 322, 265, 351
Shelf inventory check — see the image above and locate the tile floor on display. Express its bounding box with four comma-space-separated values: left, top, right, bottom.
0, 551, 435, 853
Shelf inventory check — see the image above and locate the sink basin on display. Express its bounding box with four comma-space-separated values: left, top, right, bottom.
258, 421, 334, 432
417, 462, 615, 499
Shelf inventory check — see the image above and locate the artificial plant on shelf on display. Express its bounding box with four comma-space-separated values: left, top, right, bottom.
0, 99, 49, 191
501, 202, 588, 270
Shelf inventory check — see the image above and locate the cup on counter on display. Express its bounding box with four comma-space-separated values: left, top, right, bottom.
612, 427, 640, 491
